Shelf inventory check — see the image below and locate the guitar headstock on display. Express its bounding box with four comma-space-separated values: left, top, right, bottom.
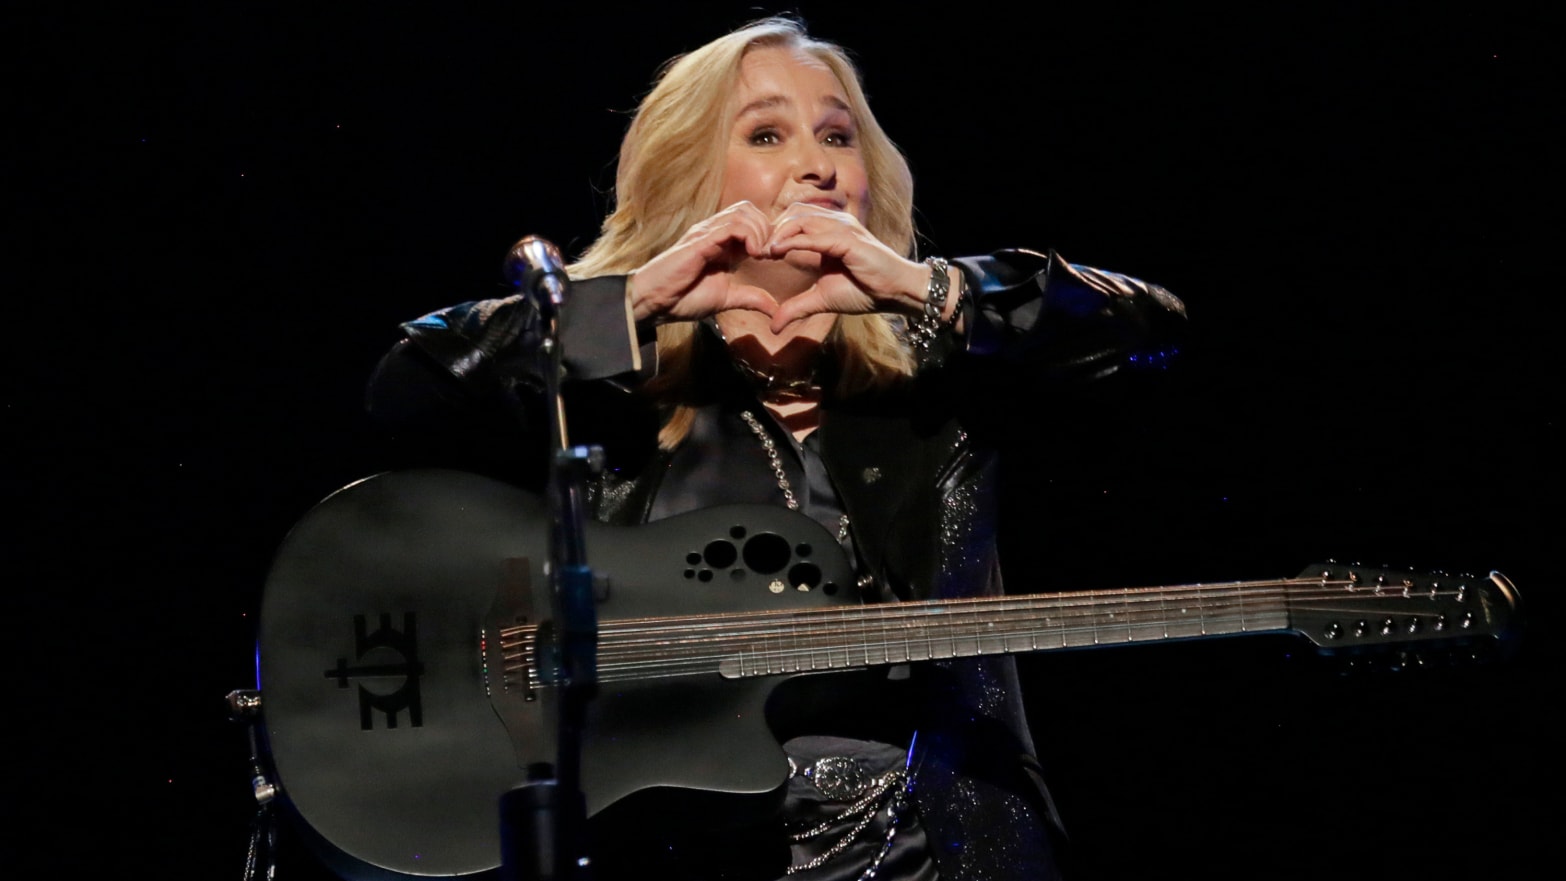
1286, 562, 1521, 665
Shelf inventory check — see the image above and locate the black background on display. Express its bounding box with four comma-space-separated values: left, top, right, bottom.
16, 2, 1554, 879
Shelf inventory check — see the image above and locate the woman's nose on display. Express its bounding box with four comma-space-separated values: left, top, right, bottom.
792, 137, 836, 184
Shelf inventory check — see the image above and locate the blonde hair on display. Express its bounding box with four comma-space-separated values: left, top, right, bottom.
567, 16, 919, 449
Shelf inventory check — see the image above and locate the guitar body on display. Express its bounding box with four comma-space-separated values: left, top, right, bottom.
257, 469, 858, 880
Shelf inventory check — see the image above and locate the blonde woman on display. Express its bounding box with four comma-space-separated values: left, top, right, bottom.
368, 15, 1185, 881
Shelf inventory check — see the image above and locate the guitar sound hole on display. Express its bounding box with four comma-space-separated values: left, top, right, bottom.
742, 533, 791, 574
704, 540, 738, 569
788, 562, 822, 590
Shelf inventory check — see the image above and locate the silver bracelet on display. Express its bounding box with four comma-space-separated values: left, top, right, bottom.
906, 256, 950, 350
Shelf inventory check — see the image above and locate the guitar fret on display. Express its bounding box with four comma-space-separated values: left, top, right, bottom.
880, 606, 894, 666
1127, 584, 1167, 642
861, 606, 872, 668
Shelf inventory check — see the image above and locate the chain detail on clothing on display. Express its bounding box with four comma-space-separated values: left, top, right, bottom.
739, 409, 850, 543
786, 768, 909, 878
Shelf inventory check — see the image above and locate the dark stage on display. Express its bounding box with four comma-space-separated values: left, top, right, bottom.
16, 3, 1552, 879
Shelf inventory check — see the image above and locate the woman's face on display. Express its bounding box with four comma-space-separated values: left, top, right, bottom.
719, 46, 870, 225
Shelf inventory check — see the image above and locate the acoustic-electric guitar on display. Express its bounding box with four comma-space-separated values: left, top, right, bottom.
254, 468, 1520, 880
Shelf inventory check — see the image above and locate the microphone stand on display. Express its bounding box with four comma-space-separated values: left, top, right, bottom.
499, 238, 600, 881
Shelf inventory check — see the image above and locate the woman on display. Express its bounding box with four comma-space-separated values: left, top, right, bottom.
367, 15, 1186, 881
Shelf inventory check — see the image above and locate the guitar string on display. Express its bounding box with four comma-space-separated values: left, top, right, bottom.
512, 583, 1300, 651
568, 609, 1477, 676
513, 582, 1478, 679
523, 577, 1459, 647
507, 579, 1475, 675
502, 578, 1487, 682
518, 613, 1402, 682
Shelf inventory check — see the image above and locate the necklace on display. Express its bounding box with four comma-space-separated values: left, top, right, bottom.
730, 356, 821, 401
739, 409, 850, 543
712, 317, 823, 401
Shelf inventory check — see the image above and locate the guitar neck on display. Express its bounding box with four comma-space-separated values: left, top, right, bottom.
711, 579, 1295, 678
507, 565, 1517, 684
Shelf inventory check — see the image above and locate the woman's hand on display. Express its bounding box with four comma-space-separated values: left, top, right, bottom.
628, 201, 782, 323
763, 204, 930, 333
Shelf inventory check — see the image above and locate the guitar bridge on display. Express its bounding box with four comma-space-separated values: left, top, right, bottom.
485, 556, 540, 700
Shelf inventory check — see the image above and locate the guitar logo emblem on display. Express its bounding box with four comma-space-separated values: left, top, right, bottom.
324, 612, 425, 730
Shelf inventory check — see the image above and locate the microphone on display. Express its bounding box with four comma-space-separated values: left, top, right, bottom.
505, 235, 569, 314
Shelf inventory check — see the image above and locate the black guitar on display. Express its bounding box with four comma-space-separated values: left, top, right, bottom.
256, 468, 1520, 880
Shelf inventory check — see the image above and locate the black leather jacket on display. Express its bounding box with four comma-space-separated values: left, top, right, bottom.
365, 248, 1186, 881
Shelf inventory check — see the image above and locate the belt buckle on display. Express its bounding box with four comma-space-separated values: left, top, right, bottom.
791, 755, 873, 801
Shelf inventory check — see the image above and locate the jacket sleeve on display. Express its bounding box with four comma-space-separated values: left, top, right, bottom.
365, 276, 655, 422
362, 275, 657, 484
397, 276, 651, 389
951, 248, 1187, 380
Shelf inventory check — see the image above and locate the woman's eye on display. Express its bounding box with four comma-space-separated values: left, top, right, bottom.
748, 129, 781, 146
823, 131, 854, 147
